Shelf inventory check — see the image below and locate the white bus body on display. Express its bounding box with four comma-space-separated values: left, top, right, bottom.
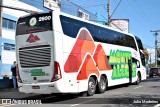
16, 11, 146, 95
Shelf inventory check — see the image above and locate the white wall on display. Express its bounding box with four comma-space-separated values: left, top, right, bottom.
3, 0, 43, 18
0, 0, 43, 78
2, 29, 15, 40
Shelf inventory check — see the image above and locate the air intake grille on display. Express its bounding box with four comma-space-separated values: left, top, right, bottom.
19, 45, 51, 68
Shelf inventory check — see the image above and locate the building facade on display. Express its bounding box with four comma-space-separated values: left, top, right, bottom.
20, 0, 97, 22
0, 0, 97, 79
0, 0, 42, 79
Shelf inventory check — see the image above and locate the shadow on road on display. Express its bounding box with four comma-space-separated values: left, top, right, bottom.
107, 83, 129, 91
144, 77, 160, 82
24, 93, 80, 103
22, 77, 160, 104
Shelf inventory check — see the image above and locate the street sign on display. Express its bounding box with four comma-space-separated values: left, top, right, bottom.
110, 19, 129, 33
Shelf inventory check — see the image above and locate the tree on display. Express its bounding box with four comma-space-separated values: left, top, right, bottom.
148, 63, 155, 68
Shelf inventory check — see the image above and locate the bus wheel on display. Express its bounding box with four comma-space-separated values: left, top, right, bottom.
97, 75, 107, 93
87, 77, 96, 96
135, 72, 141, 85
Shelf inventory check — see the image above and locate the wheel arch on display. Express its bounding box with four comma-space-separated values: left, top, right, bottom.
90, 75, 98, 83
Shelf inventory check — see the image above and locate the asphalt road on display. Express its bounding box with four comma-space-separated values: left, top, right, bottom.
2, 77, 160, 107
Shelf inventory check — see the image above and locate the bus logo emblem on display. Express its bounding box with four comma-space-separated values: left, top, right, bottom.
29, 17, 37, 26
26, 34, 40, 43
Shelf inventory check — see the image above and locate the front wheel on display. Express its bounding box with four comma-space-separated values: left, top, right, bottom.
87, 77, 96, 96
135, 72, 141, 85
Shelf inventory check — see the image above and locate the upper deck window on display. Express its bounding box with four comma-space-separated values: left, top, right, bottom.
60, 15, 137, 51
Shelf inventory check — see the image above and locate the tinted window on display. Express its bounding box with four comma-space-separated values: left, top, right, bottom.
61, 19, 73, 37
140, 52, 145, 66
60, 15, 137, 50
98, 29, 108, 43
135, 36, 144, 50
105, 30, 116, 44
87, 25, 97, 38
125, 36, 137, 50
73, 22, 82, 37
16, 13, 52, 35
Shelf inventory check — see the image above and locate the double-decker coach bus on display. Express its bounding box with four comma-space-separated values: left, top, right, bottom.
15, 11, 146, 96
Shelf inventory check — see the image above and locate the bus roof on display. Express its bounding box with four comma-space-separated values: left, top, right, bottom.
18, 11, 136, 39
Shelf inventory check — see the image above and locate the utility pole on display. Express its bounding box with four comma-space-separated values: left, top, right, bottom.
107, 0, 110, 26
150, 51, 151, 66
150, 30, 160, 67
0, 0, 2, 36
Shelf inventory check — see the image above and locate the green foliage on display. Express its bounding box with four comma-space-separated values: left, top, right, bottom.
148, 63, 155, 68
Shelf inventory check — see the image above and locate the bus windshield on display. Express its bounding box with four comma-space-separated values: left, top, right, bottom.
135, 36, 144, 50
16, 13, 52, 35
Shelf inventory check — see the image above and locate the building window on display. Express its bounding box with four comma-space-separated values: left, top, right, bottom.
2, 18, 16, 30
3, 43, 15, 51
2, 18, 8, 28
78, 10, 89, 20
78, 10, 83, 18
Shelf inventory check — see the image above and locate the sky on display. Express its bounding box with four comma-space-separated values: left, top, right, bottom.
69, 0, 160, 63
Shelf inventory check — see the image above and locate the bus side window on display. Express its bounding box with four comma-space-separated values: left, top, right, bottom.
140, 52, 145, 66
73, 22, 81, 37
87, 25, 98, 41
98, 29, 103, 42
60, 16, 74, 38
124, 35, 137, 51
113, 34, 120, 45
99, 29, 108, 43
107, 32, 115, 44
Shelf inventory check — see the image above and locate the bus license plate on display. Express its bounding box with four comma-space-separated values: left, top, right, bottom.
32, 86, 40, 89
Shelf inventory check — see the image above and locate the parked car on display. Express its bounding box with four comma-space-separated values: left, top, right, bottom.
149, 67, 160, 77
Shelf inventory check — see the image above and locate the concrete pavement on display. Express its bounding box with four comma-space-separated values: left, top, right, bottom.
0, 88, 41, 99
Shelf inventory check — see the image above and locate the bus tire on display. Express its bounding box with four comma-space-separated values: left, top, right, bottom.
97, 75, 107, 93
87, 77, 96, 96
135, 72, 141, 85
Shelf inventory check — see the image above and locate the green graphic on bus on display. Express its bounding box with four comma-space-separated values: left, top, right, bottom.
109, 49, 136, 79
30, 69, 45, 76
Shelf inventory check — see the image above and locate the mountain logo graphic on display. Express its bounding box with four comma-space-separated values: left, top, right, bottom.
26, 34, 40, 43
64, 28, 112, 80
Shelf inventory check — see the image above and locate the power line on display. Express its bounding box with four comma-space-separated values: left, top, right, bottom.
110, 0, 122, 19
107, 0, 123, 26
70, 0, 154, 52
101, 14, 123, 31
68, 0, 107, 14
128, 0, 155, 29
143, 44, 155, 49
71, 0, 101, 7
117, 1, 154, 46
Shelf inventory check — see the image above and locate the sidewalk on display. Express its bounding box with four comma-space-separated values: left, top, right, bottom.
0, 88, 42, 99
